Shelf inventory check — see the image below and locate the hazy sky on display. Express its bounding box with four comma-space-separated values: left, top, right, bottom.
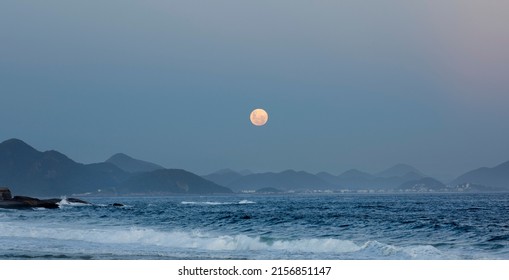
1, 1, 508, 180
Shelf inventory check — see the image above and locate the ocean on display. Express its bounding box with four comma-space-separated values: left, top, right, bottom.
0, 193, 508, 260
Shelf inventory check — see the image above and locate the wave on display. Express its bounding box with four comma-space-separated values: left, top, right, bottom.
181, 200, 255, 206
31, 207, 49, 211
239, 200, 255, 204
57, 197, 91, 207
0, 223, 446, 259
181, 201, 230, 205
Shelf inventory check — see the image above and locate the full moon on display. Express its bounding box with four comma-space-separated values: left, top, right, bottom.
250, 108, 269, 126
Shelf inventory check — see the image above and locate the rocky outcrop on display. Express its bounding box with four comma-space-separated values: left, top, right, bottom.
9, 196, 60, 209
0, 188, 12, 200
0, 188, 89, 209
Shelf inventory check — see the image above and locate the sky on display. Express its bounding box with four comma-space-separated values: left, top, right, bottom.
1, 1, 508, 181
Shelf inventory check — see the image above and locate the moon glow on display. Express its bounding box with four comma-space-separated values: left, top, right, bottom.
250, 109, 269, 126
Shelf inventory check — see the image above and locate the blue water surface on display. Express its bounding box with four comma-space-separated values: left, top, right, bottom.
1, 193, 508, 259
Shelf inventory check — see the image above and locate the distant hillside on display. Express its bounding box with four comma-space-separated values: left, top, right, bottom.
452, 183, 503, 192
203, 169, 244, 187
373, 172, 423, 189
317, 169, 375, 188
450, 161, 509, 189
398, 177, 445, 191
317, 168, 423, 190
0, 139, 129, 196
0, 138, 233, 196
238, 169, 253, 176
3, 138, 507, 195
227, 170, 331, 191
376, 164, 426, 178
336, 169, 376, 188
315, 172, 341, 186
106, 153, 164, 173
119, 169, 232, 194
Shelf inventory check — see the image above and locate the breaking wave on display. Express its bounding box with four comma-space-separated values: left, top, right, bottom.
239, 200, 256, 204
181, 200, 255, 206
57, 197, 91, 207
0, 223, 446, 259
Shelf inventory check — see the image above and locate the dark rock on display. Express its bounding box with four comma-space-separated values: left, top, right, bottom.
10, 196, 59, 209
0, 187, 88, 209
43, 198, 63, 204
0, 187, 12, 200
35, 200, 60, 209
10, 196, 43, 205
66, 198, 90, 204
0, 200, 29, 209
0, 198, 55, 209
112, 203, 124, 207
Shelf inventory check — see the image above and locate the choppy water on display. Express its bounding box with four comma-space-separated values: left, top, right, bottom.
1, 193, 508, 259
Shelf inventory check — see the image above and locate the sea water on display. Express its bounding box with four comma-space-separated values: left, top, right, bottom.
0, 193, 508, 259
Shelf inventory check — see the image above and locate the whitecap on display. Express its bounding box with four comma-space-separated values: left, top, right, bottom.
0, 222, 447, 259
181, 201, 229, 205
181, 200, 255, 206
238, 200, 256, 204
355, 240, 446, 259
57, 197, 91, 208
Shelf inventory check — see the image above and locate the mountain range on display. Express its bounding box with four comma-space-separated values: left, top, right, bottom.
204, 162, 509, 192
315, 166, 423, 190
203, 164, 431, 192
227, 170, 331, 191
450, 160, 509, 190
106, 153, 164, 173
1, 138, 508, 196
0, 139, 230, 196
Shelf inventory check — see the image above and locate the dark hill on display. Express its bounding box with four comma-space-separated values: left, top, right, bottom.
373, 171, 423, 189
0, 139, 129, 196
450, 161, 509, 189
376, 164, 426, 178
316, 168, 424, 189
336, 169, 376, 187
106, 153, 164, 173
316, 171, 342, 186
0, 139, 232, 196
203, 169, 244, 186
119, 169, 232, 194
317, 169, 377, 188
398, 177, 445, 191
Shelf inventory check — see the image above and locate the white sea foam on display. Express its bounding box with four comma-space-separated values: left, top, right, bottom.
356, 241, 445, 260
181, 201, 229, 205
181, 200, 256, 206
238, 200, 256, 204
57, 197, 90, 207
0, 222, 446, 259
